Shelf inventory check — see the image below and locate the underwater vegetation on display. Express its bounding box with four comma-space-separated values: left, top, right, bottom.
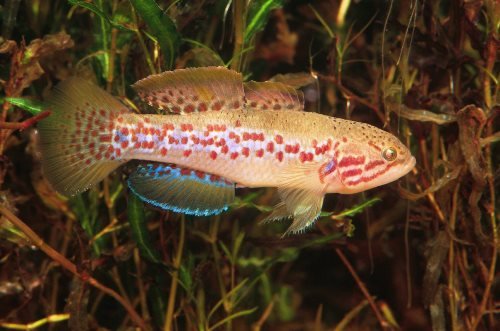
0, 0, 498, 330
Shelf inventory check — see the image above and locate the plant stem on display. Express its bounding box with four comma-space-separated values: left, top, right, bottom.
230, 0, 245, 71
164, 216, 185, 331
0, 206, 148, 330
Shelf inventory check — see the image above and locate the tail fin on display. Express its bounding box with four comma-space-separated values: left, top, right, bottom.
38, 78, 130, 196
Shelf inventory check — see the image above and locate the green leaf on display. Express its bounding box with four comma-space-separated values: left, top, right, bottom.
130, 0, 181, 69
127, 193, 162, 263
276, 285, 294, 321
321, 197, 381, 219
68, 0, 133, 31
6, 97, 46, 115
71, 192, 105, 256
245, 0, 284, 43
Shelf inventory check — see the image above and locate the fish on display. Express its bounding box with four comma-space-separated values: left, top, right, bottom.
37, 67, 415, 235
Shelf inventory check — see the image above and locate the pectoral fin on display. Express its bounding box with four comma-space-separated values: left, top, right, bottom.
280, 187, 325, 235
263, 187, 325, 236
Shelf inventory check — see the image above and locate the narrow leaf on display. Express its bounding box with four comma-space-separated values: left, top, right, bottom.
127, 193, 162, 263
245, 0, 284, 42
6, 97, 46, 115
321, 197, 381, 219
130, 0, 181, 69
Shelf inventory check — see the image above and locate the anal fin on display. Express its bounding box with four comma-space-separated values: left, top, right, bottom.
128, 163, 235, 216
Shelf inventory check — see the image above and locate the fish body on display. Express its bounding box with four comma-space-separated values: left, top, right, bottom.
38, 67, 415, 234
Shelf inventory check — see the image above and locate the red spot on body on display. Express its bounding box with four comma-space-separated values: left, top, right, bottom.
181, 137, 188, 144
235, 119, 242, 127
134, 142, 141, 149
148, 141, 154, 149
195, 171, 205, 179
100, 135, 112, 143
285, 145, 292, 153
255, 149, 264, 157
141, 141, 148, 148
210, 151, 218, 160
198, 102, 208, 112
292, 144, 300, 154
242, 147, 250, 157
120, 127, 129, 136
230, 152, 239, 160
191, 136, 200, 144
299, 152, 306, 163
183, 150, 192, 157
275, 135, 283, 144
243, 132, 250, 141
342, 137, 347, 143
306, 152, 314, 161
181, 168, 191, 176
184, 104, 195, 113
266, 141, 274, 153
161, 147, 167, 156
121, 141, 129, 149
221, 145, 229, 154
212, 101, 223, 111
276, 151, 284, 162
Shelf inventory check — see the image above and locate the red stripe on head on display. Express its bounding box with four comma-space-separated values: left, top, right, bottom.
338, 155, 365, 168
346, 160, 402, 186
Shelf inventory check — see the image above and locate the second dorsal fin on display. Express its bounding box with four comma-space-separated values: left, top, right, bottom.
133, 66, 245, 114
244, 81, 304, 111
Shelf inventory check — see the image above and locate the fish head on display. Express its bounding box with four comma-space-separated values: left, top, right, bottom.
324, 121, 415, 194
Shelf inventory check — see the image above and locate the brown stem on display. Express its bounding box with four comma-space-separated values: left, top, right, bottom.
0, 206, 148, 330
0, 110, 51, 131
335, 248, 388, 329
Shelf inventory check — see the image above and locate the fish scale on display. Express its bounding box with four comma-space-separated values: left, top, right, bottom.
38, 66, 415, 235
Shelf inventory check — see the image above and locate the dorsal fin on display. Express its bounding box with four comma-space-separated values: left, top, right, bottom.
128, 163, 235, 216
244, 81, 304, 111
132, 66, 245, 114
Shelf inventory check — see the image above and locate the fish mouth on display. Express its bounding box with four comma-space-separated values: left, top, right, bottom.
401, 156, 416, 175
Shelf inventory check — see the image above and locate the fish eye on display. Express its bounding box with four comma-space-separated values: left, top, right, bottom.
382, 147, 397, 161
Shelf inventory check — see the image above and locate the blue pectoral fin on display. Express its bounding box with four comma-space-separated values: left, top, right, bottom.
128, 163, 235, 216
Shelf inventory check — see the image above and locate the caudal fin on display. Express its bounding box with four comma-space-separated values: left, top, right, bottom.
38, 78, 130, 196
